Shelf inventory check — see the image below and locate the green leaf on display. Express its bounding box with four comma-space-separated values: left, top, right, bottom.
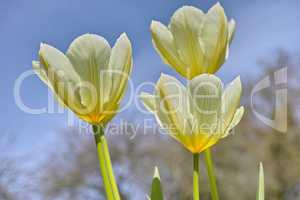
150, 167, 164, 200
257, 162, 265, 200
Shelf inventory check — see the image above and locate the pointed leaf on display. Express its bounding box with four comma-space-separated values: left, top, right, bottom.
257, 162, 265, 200
150, 167, 164, 200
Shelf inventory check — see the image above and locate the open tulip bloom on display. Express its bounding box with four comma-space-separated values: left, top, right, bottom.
33, 33, 132, 125
33, 33, 132, 200
151, 3, 235, 80
140, 73, 244, 153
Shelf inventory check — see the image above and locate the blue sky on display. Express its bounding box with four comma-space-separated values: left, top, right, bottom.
0, 0, 299, 152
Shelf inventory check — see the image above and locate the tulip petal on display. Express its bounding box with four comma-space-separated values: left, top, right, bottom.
32, 60, 50, 86
33, 60, 68, 108
155, 74, 194, 144
153, 88, 186, 147
156, 74, 192, 128
107, 33, 132, 105
40, 44, 80, 81
228, 19, 236, 44
151, 21, 186, 77
188, 74, 223, 135
169, 6, 205, 78
222, 106, 244, 137
38, 44, 83, 113
66, 34, 111, 108
201, 3, 228, 73
33, 60, 71, 108
140, 92, 156, 112
225, 19, 236, 59
66, 33, 111, 83
222, 76, 242, 131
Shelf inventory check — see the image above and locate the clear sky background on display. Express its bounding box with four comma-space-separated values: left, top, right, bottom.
0, 0, 299, 154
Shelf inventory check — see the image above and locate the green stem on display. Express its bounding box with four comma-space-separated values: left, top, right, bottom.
193, 153, 200, 200
93, 125, 121, 200
204, 148, 219, 200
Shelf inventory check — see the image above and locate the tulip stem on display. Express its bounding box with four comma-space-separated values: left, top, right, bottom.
93, 125, 121, 200
204, 148, 219, 200
193, 153, 200, 200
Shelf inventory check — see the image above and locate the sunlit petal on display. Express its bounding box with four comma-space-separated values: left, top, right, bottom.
223, 106, 244, 137
169, 6, 205, 78
107, 33, 132, 105
151, 21, 186, 77
222, 76, 242, 131
202, 3, 228, 73
156, 74, 193, 135
188, 74, 223, 135
140, 92, 156, 112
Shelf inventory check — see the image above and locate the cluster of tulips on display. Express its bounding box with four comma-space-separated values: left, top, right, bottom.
33, 3, 265, 200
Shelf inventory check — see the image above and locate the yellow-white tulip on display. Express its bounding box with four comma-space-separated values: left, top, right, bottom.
140, 73, 244, 153
33, 33, 132, 125
151, 3, 235, 79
